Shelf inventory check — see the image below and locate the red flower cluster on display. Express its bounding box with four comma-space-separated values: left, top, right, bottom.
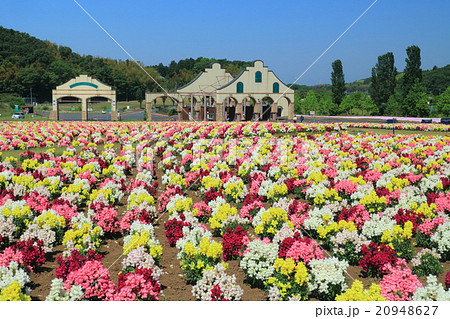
337, 205, 370, 230
359, 242, 398, 278
204, 189, 223, 203
393, 208, 424, 233
56, 249, 103, 281
115, 268, 161, 301
278, 232, 324, 264
13, 238, 46, 272
446, 271, 450, 290
222, 226, 248, 261
164, 216, 191, 247
211, 284, 228, 301
91, 203, 119, 234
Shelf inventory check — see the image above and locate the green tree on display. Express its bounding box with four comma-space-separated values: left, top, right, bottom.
301, 91, 320, 114
384, 92, 404, 116
294, 92, 302, 114
436, 86, 450, 116
370, 52, 397, 113
340, 92, 377, 116
319, 95, 339, 115
331, 60, 346, 105
402, 45, 422, 97
403, 80, 429, 117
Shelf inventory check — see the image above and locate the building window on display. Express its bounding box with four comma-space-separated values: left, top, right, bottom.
255, 71, 262, 83
237, 82, 244, 93
273, 82, 279, 93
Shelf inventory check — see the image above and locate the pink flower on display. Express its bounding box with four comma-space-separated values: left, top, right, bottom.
380, 259, 422, 301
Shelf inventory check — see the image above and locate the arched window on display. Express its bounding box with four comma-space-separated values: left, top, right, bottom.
237, 82, 244, 93
255, 71, 262, 83
273, 82, 280, 93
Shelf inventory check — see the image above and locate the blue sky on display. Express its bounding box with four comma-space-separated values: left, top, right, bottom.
1, 0, 449, 86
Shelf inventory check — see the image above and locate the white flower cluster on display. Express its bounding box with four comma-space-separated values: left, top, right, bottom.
121, 246, 163, 282
208, 196, 227, 216
431, 222, 450, 255
361, 214, 396, 240
258, 180, 275, 197
0, 215, 16, 243
412, 276, 450, 301
20, 224, 56, 253
46, 278, 84, 301
330, 229, 370, 256
307, 257, 348, 296
175, 225, 212, 259
192, 263, 243, 301
0, 261, 31, 294
240, 240, 278, 283
303, 206, 335, 231
135, 171, 154, 185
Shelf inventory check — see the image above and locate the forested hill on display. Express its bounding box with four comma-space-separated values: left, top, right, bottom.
0, 26, 252, 102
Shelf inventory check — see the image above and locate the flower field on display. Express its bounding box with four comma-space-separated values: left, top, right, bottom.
1, 120, 450, 301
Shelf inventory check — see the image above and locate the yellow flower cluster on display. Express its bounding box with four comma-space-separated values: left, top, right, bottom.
314, 188, 342, 205
183, 237, 223, 260
386, 177, 409, 192
11, 175, 35, 190
274, 258, 308, 286
169, 173, 186, 187
35, 210, 66, 230
170, 197, 192, 214
35, 178, 61, 195
381, 221, 413, 243
254, 207, 294, 237
209, 204, 238, 231
62, 222, 103, 251
360, 190, 387, 213
317, 220, 357, 239
201, 176, 222, 190
335, 280, 386, 301
0, 282, 31, 301
61, 183, 89, 201
77, 163, 100, 178
21, 159, 40, 172
1, 205, 32, 219
411, 202, 436, 219
339, 160, 357, 171
123, 231, 163, 262
267, 184, 288, 200
306, 171, 328, 184
265, 258, 309, 300
224, 180, 246, 201
127, 192, 155, 210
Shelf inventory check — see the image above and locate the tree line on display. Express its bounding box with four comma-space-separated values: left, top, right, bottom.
297, 45, 450, 117
0, 27, 251, 104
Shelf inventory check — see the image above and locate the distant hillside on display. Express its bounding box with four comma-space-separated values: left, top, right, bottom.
290, 64, 450, 96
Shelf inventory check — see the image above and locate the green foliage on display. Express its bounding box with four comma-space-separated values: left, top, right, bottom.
331, 60, 346, 105
401, 45, 422, 96
301, 91, 319, 113
0, 93, 25, 109
340, 92, 377, 116
412, 253, 443, 277
168, 108, 178, 116
436, 86, 450, 116
384, 92, 404, 116
423, 65, 450, 95
370, 52, 397, 111
403, 80, 429, 117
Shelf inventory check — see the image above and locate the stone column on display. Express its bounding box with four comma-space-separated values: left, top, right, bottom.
271, 102, 278, 121
195, 100, 201, 121
82, 98, 88, 121
216, 103, 224, 121
235, 102, 243, 122
254, 102, 262, 121
177, 102, 183, 121
145, 101, 152, 121
288, 102, 294, 121
49, 97, 59, 120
